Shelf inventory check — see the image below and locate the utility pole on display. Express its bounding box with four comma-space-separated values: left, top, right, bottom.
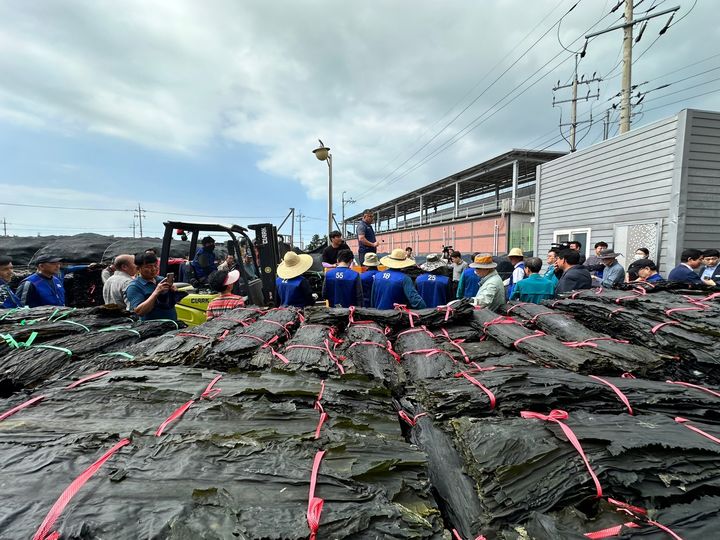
620, 0, 633, 134
553, 55, 601, 152
2, 217, 6, 236
341, 191, 355, 238
295, 211, 307, 250
134, 203, 146, 238
603, 109, 611, 140
132, 218, 137, 238
586, 3, 680, 135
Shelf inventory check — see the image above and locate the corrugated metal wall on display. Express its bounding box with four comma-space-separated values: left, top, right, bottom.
535, 114, 681, 274
681, 110, 720, 251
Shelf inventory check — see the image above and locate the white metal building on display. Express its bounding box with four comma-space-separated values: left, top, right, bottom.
534, 109, 720, 275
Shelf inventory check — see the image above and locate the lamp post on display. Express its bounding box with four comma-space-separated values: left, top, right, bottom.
313, 139, 332, 242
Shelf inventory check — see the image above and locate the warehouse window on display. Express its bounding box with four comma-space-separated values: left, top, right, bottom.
553, 228, 591, 258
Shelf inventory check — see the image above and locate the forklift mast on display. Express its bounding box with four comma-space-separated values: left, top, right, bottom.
247, 223, 280, 306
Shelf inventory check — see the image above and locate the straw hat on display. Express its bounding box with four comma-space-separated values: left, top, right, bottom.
380, 248, 417, 269
421, 253, 446, 272
362, 252, 380, 267
469, 253, 497, 269
277, 251, 314, 279
508, 247, 524, 257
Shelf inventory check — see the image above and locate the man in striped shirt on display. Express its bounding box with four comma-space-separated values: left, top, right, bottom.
206, 269, 245, 320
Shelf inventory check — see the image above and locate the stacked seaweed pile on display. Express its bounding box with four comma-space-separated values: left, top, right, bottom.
1, 289, 719, 539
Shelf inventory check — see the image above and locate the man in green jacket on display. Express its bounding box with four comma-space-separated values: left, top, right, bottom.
510, 257, 555, 304
471, 254, 505, 311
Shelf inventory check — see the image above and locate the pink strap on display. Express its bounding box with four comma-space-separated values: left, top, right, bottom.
665, 306, 705, 316
675, 417, 720, 444
456, 372, 496, 409
614, 295, 640, 304
563, 340, 598, 348
452, 529, 487, 540
505, 302, 531, 315
609, 307, 626, 317
621, 372, 636, 379
520, 410, 603, 498
701, 291, 720, 302
176, 332, 212, 339
584, 522, 640, 538
651, 321, 681, 334
307, 450, 326, 540
65, 371, 111, 389
528, 311, 570, 324
262, 318, 292, 337
437, 304, 454, 322
218, 329, 230, 341
397, 326, 433, 338
483, 316, 522, 330
398, 410, 427, 426
394, 303, 420, 327
666, 380, 720, 398
32, 438, 131, 540
607, 499, 683, 540
155, 376, 222, 436
286, 340, 345, 373
401, 348, 456, 363
512, 331, 546, 349
0, 395, 47, 422
313, 381, 328, 438
589, 375, 634, 415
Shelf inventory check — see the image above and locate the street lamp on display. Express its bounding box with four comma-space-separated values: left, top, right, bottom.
313, 139, 332, 242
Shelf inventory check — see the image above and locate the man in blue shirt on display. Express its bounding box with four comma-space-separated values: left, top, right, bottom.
629, 259, 664, 283
356, 209, 379, 263
597, 249, 626, 288
510, 257, 555, 304
323, 249, 363, 307
416, 253, 452, 308
0, 256, 23, 308
457, 254, 482, 298
668, 248, 704, 285
701, 249, 720, 284
16, 255, 65, 307
276, 251, 315, 308
126, 253, 178, 321
371, 248, 426, 309
191, 236, 218, 283
544, 248, 560, 288
360, 252, 380, 307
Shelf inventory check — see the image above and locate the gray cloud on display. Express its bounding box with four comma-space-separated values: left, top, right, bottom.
0, 0, 716, 211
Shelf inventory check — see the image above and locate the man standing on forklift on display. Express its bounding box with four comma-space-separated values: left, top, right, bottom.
191, 236, 218, 283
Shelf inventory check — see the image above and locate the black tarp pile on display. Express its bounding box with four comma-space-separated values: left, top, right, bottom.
2, 289, 720, 539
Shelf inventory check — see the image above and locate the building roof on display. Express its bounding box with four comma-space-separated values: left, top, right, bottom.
347, 149, 565, 223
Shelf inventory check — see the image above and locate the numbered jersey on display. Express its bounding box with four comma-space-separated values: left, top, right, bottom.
370, 269, 407, 309
416, 272, 450, 308
324, 267, 361, 307
360, 269, 378, 307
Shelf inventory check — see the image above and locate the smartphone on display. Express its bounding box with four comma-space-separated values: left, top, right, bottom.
166, 272, 174, 286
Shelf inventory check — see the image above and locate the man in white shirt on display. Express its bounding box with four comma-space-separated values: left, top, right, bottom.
103, 254, 137, 309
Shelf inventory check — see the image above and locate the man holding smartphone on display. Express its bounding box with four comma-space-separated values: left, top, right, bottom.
126, 253, 178, 321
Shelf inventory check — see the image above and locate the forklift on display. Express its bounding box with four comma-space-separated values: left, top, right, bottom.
159, 221, 283, 326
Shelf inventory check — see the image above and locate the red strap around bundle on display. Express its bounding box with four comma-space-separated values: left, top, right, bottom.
314, 381, 327, 438
665, 306, 705, 316
584, 522, 640, 538
451, 529, 487, 540
589, 375, 633, 415
398, 410, 427, 426
512, 331, 546, 349
65, 371, 111, 389
527, 311, 570, 325
520, 409, 603, 498
0, 395, 47, 422
455, 372, 496, 409
483, 316, 522, 330
175, 332, 213, 339
650, 321, 681, 334
606, 498, 683, 540
397, 326, 434, 338
666, 380, 720, 398
394, 304, 420, 327
437, 304, 454, 322
32, 438, 132, 540
505, 302, 531, 315
675, 417, 720, 444
155, 376, 222, 436
307, 450, 326, 540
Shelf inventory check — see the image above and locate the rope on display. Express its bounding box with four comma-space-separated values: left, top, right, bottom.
588, 375, 633, 415
306, 450, 326, 540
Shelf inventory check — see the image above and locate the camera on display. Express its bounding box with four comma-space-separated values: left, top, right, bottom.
441, 245, 453, 261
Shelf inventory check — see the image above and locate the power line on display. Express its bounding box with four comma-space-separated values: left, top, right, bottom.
357, 0, 588, 201
642, 87, 720, 113
0, 202, 132, 212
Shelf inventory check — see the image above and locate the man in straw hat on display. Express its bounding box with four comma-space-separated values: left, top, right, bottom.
504, 247, 526, 299
276, 251, 315, 308
597, 248, 625, 288
371, 248, 426, 310
360, 252, 380, 307
470, 254, 505, 310
323, 249, 363, 307
416, 253, 452, 308
457, 253, 481, 299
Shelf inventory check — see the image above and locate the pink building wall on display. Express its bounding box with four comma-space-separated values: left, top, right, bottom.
347, 215, 509, 257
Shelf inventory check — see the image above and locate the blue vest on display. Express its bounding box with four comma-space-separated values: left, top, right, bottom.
325, 267, 360, 307
360, 269, 378, 307
507, 262, 526, 299
460, 267, 480, 298
371, 270, 407, 309
416, 273, 450, 308
22, 273, 65, 307
276, 276, 311, 308
0, 280, 23, 308
191, 247, 217, 279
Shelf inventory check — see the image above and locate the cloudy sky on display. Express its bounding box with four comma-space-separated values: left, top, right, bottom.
0, 0, 716, 244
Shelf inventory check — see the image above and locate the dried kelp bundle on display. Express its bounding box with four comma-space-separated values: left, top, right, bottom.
451, 412, 720, 530
394, 326, 458, 381
338, 323, 405, 390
